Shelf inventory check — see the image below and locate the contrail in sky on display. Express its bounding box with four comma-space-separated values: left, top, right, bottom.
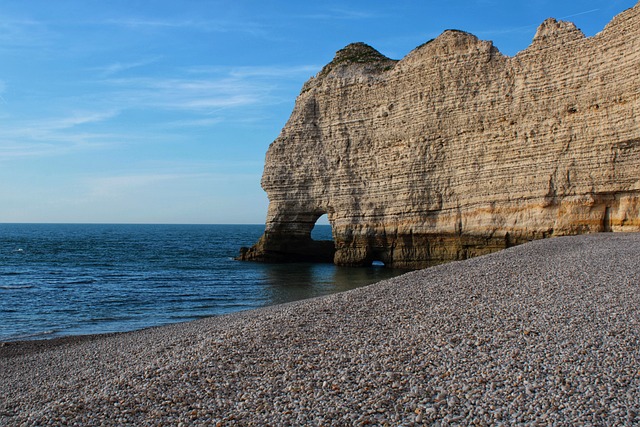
561, 9, 600, 19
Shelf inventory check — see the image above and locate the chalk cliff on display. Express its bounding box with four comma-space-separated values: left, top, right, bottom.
239, 3, 640, 268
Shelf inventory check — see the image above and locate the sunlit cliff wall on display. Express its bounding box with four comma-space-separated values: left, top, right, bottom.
240, 3, 640, 268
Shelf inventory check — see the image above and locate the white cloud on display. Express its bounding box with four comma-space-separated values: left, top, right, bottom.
87, 173, 198, 197
104, 17, 266, 36
0, 80, 7, 104
0, 141, 61, 159
84, 169, 261, 200
107, 18, 202, 29
226, 65, 320, 79
100, 63, 317, 115
46, 110, 120, 130
0, 18, 53, 50
162, 117, 225, 128
68, 169, 266, 224
0, 136, 114, 159
298, 7, 377, 21
94, 57, 163, 77
0, 110, 121, 159
101, 76, 265, 112
0, 60, 315, 161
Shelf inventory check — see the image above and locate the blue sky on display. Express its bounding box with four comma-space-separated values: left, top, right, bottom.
0, 0, 636, 224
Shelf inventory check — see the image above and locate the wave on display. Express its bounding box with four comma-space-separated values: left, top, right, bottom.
64, 279, 97, 285
88, 316, 132, 323
0, 284, 34, 290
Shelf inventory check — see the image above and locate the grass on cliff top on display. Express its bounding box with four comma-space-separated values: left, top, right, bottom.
317, 42, 397, 78
332, 42, 392, 65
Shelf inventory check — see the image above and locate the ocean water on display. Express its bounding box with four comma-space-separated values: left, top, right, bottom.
0, 224, 405, 342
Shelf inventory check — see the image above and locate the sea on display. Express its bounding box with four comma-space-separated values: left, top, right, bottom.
0, 223, 406, 342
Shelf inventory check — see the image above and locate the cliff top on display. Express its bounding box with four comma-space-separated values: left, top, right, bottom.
317, 42, 397, 78
314, 2, 639, 80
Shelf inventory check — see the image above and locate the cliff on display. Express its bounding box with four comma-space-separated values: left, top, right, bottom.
239, 3, 640, 268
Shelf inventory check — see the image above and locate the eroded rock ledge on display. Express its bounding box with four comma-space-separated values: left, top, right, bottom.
239, 4, 640, 268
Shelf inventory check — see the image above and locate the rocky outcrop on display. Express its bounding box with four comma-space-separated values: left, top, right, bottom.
239, 3, 640, 268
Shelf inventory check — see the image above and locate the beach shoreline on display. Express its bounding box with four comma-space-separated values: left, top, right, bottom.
2, 233, 639, 425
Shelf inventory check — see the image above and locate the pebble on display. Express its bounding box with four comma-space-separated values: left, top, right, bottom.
1, 233, 640, 426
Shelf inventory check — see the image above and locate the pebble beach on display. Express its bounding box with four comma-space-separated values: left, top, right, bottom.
2, 233, 639, 426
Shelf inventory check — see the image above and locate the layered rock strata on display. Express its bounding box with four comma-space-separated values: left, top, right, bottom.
240, 3, 640, 268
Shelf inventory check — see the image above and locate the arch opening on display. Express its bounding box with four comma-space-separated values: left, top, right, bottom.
304, 213, 336, 264
311, 213, 333, 241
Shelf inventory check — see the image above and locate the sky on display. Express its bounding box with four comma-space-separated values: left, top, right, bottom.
0, 0, 637, 224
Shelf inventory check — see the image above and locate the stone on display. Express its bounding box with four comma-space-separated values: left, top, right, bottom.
239, 3, 640, 268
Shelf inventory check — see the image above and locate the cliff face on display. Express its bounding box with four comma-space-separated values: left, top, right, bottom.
239, 4, 640, 268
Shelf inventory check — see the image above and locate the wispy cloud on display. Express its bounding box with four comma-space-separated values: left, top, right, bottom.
0, 141, 63, 159
107, 18, 202, 29
0, 17, 54, 50
0, 80, 7, 104
227, 65, 320, 78
87, 173, 202, 197
0, 61, 315, 161
101, 64, 317, 114
94, 57, 163, 77
102, 76, 263, 112
105, 17, 266, 36
0, 137, 115, 160
0, 110, 121, 159
185, 64, 319, 81
162, 117, 225, 128
299, 7, 377, 20
85, 168, 260, 198
44, 110, 120, 130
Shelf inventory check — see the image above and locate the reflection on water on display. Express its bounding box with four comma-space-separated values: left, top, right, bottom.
254, 225, 409, 306
258, 262, 406, 306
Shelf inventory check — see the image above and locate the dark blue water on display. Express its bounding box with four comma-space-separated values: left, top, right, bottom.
0, 224, 405, 342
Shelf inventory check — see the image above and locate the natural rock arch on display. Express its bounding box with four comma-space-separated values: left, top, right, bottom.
238, 209, 335, 263
239, 3, 640, 268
